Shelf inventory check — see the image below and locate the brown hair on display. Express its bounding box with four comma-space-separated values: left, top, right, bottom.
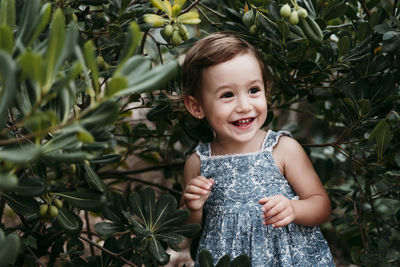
181, 32, 269, 100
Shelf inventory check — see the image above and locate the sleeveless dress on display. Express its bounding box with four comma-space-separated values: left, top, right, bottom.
195, 130, 335, 266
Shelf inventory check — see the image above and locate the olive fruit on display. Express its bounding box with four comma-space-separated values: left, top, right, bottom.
288, 10, 299, 25
280, 4, 291, 18
54, 199, 63, 209
39, 204, 48, 217
298, 7, 308, 19
179, 24, 187, 36
172, 30, 182, 45
48, 205, 59, 219
163, 24, 173, 38
250, 24, 258, 35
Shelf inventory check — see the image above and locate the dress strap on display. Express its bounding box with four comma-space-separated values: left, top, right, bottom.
195, 142, 211, 160
262, 130, 292, 152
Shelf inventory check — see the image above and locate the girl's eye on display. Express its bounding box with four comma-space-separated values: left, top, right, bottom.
249, 87, 260, 94
221, 92, 234, 98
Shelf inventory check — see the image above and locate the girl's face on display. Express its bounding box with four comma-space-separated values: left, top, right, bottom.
198, 53, 268, 149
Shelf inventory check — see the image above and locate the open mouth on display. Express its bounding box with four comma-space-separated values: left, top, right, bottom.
231, 117, 255, 127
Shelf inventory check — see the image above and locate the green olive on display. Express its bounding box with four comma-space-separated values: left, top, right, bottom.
288, 10, 299, 25
172, 30, 182, 45
178, 24, 187, 37
298, 7, 308, 19
48, 205, 59, 219
280, 4, 291, 18
163, 24, 174, 38
250, 24, 258, 35
39, 204, 48, 217
54, 199, 63, 209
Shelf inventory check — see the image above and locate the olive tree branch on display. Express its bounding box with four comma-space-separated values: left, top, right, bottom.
182, 0, 202, 14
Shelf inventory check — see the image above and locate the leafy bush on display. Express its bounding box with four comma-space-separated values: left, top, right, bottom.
0, 0, 399, 266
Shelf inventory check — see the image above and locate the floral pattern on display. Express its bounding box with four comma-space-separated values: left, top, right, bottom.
195, 130, 335, 266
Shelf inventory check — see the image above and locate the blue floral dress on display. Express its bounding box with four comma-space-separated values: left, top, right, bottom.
195, 130, 335, 266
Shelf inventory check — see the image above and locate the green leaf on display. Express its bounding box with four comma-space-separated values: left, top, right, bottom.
13, 177, 46, 197
215, 255, 231, 267
0, 0, 15, 29
199, 249, 214, 267
169, 223, 202, 238
369, 119, 391, 160
276, 19, 289, 41
1, 192, 39, 216
128, 192, 146, 223
149, 236, 169, 265
122, 211, 152, 236
114, 60, 179, 97
0, 172, 18, 190
156, 209, 189, 229
0, 230, 20, 266
89, 154, 121, 164
155, 232, 184, 247
119, 55, 152, 80
57, 207, 83, 237
141, 187, 156, 227
338, 36, 350, 58
154, 194, 177, 228
0, 144, 41, 164
26, 3, 52, 46
94, 222, 125, 237
82, 162, 107, 193
44, 8, 66, 91
56, 189, 107, 212
18, 51, 45, 85
0, 51, 17, 131
118, 22, 142, 66
80, 100, 119, 131
231, 255, 251, 267
0, 25, 13, 53
242, 9, 255, 28
84, 40, 100, 94
106, 75, 128, 97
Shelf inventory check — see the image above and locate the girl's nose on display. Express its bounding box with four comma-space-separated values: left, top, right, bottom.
235, 96, 251, 112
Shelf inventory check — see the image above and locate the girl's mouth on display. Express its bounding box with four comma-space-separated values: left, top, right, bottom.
231, 117, 255, 127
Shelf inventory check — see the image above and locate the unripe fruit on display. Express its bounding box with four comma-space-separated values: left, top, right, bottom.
48, 205, 59, 218
289, 10, 299, 25
54, 199, 63, 209
172, 30, 182, 45
39, 204, 48, 217
280, 4, 291, 18
163, 24, 173, 37
179, 24, 187, 36
250, 24, 258, 34
298, 7, 308, 19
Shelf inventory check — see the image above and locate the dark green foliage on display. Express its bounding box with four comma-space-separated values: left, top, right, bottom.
0, 0, 399, 266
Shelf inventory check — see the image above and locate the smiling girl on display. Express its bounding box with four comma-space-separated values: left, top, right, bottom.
180, 32, 335, 266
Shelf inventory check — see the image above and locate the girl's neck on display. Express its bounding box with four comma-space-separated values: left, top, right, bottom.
211, 130, 267, 156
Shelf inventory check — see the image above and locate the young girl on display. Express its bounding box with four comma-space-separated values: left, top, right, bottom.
180, 32, 335, 266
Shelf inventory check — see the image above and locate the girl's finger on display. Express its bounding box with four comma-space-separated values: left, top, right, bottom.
190, 177, 213, 190
186, 184, 209, 195
183, 193, 201, 200
270, 216, 293, 228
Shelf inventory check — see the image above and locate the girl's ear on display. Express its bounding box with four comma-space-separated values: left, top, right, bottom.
184, 95, 205, 119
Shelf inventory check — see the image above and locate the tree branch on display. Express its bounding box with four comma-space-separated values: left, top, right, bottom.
182, 0, 202, 14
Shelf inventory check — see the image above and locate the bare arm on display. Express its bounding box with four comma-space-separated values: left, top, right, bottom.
259, 136, 331, 227
181, 153, 214, 225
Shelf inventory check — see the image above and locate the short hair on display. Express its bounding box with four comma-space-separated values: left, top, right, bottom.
181, 32, 269, 100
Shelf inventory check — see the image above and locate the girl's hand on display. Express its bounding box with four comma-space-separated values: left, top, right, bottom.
183, 176, 214, 211
258, 194, 295, 228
